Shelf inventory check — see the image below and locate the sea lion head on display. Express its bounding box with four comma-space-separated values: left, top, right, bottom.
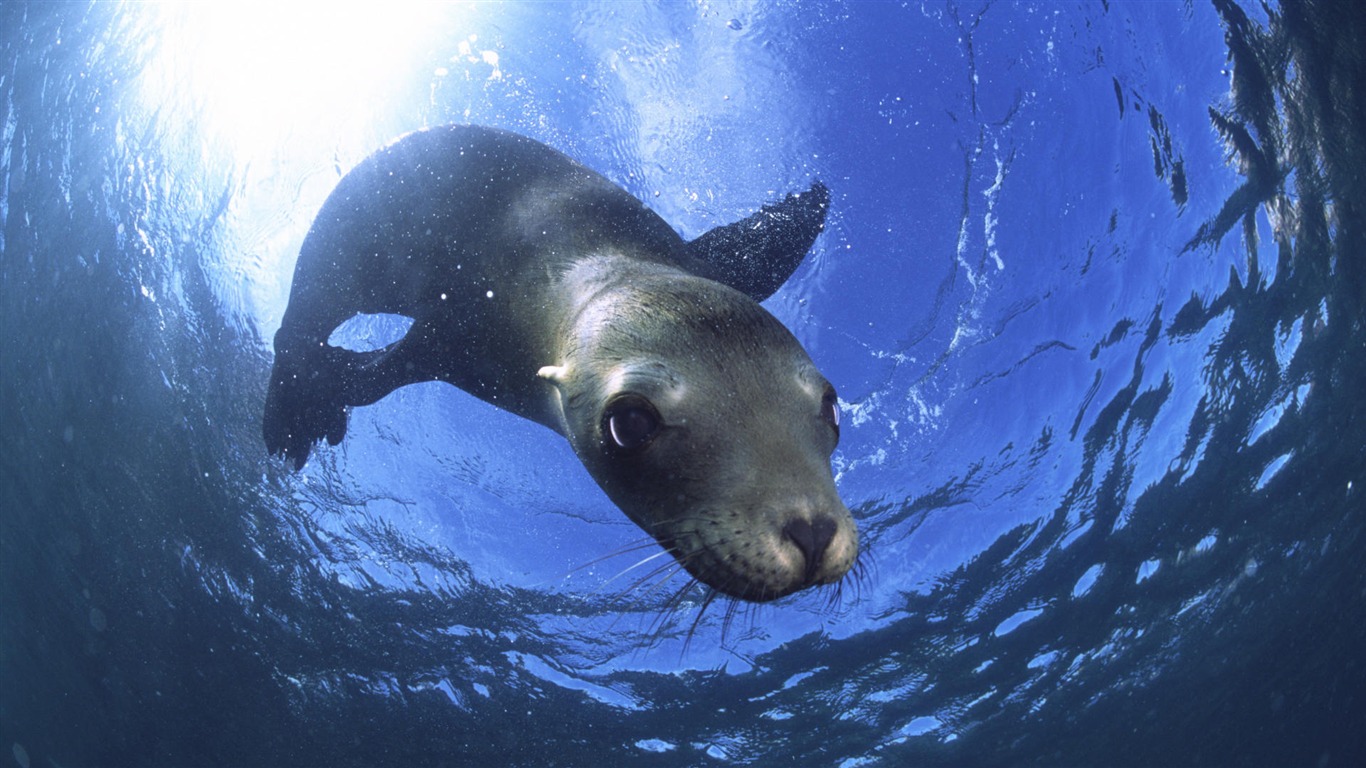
541, 274, 858, 603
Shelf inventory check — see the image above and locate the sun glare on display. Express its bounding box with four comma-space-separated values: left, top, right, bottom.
134, 2, 481, 333
142, 2, 466, 161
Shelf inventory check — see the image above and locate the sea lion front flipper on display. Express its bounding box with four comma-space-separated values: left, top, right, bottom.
683, 180, 830, 302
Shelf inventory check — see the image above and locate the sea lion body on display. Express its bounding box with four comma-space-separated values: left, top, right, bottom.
264, 125, 856, 602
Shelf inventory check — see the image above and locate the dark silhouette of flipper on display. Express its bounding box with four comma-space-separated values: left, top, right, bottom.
684, 181, 830, 302
263, 340, 404, 470
263, 313, 466, 470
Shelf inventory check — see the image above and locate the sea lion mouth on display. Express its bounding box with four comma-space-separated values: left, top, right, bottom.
662, 509, 859, 603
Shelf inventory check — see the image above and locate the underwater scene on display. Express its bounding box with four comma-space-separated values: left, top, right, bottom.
2, 1, 1364, 765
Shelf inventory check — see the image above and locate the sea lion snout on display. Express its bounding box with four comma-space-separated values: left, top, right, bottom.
656, 498, 856, 602
783, 515, 839, 584
770, 497, 858, 594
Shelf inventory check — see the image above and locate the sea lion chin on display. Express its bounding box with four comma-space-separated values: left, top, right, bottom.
263, 125, 857, 602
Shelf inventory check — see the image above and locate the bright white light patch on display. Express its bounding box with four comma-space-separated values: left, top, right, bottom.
132, 2, 480, 334
140, 2, 463, 160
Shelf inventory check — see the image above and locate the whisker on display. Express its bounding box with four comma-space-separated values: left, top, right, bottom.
822, 577, 846, 613
648, 577, 702, 643
850, 553, 875, 599
822, 554, 873, 612
681, 589, 721, 655
641, 567, 688, 602
607, 558, 686, 607
643, 514, 715, 530
597, 549, 674, 589
603, 545, 712, 649
563, 538, 662, 577
662, 576, 700, 612
720, 595, 743, 644
603, 560, 689, 638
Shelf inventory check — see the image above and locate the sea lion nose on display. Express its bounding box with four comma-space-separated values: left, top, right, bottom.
783, 516, 838, 584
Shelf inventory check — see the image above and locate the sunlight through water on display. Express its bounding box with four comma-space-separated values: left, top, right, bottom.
133, 2, 484, 331
139, 2, 463, 160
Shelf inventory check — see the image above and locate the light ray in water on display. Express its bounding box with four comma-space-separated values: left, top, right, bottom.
137, 2, 471, 161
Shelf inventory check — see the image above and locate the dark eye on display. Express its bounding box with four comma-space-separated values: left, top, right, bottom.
821, 387, 840, 439
602, 395, 660, 451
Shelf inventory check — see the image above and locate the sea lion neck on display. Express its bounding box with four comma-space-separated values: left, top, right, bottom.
557, 250, 686, 304
552, 252, 692, 351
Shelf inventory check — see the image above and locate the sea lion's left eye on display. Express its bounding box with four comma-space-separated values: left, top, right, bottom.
603, 395, 660, 451
821, 387, 840, 439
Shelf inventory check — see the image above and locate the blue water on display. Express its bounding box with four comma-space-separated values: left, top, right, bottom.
3, 1, 1364, 765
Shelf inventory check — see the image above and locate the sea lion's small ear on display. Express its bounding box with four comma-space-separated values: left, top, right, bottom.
537, 365, 570, 387
538, 365, 574, 436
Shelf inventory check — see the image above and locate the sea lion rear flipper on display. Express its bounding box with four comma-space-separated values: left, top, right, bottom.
264, 336, 408, 470
264, 315, 458, 470
683, 180, 830, 302
263, 339, 360, 470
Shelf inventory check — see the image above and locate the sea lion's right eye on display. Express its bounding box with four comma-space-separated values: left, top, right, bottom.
820, 386, 841, 441
603, 395, 660, 451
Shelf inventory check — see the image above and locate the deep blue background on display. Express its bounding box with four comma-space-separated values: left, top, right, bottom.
3, 1, 1364, 765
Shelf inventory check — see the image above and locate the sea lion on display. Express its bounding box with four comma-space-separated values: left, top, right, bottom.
263, 125, 856, 602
